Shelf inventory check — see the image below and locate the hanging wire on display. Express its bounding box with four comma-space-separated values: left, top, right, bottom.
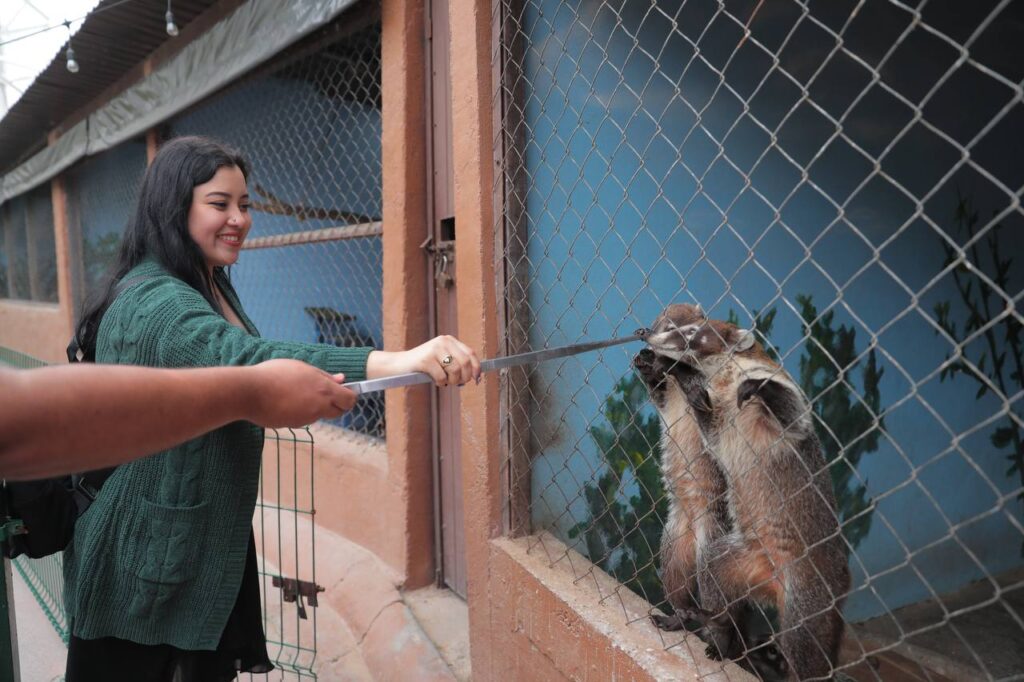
0, 0, 138, 49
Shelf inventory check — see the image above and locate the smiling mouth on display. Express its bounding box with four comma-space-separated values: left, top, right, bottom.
218, 234, 243, 246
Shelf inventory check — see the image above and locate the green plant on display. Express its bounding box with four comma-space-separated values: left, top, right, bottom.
933, 194, 1023, 553
569, 374, 666, 605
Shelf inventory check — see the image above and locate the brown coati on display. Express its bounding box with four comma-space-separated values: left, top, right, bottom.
633, 304, 731, 632
638, 306, 782, 679
647, 309, 851, 681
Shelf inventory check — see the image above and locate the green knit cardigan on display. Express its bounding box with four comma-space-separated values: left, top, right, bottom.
63, 260, 373, 649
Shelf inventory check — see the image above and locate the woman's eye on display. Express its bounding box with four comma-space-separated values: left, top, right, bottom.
240, 204, 250, 212
210, 202, 227, 209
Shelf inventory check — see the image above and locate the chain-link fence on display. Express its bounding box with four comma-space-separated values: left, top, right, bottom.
167, 0, 385, 439
496, 0, 1023, 679
64, 138, 148, 311
0, 185, 57, 303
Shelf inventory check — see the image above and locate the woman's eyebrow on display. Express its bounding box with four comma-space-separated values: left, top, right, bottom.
204, 191, 250, 200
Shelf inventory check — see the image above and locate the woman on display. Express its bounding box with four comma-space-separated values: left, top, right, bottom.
64, 136, 479, 681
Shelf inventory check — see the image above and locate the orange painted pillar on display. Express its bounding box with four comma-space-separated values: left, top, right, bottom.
381, 0, 437, 587
449, 0, 503, 678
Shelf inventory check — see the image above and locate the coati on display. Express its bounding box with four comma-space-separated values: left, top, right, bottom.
646, 307, 851, 681
633, 304, 730, 631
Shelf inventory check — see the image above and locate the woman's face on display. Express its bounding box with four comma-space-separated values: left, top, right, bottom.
188, 165, 252, 271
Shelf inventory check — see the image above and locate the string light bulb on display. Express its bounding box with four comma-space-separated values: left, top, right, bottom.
64, 21, 79, 73
165, 1, 179, 37
66, 45, 79, 73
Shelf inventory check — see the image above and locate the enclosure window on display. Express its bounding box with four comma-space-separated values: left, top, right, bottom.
168, 6, 384, 439
64, 139, 148, 311
0, 184, 58, 303
497, 0, 1023, 678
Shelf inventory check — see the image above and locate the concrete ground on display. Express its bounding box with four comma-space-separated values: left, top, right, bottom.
11, 565, 66, 682
842, 567, 1024, 681
404, 587, 470, 682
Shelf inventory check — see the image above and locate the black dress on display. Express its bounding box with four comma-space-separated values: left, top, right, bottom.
65, 532, 273, 682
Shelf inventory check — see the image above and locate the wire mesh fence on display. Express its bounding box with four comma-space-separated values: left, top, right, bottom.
64, 138, 148, 311
166, 0, 385, 440
496, 0, 1023, 679
0, 184, 58, 303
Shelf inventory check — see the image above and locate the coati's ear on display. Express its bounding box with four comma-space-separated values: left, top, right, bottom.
734, 328, 756, 352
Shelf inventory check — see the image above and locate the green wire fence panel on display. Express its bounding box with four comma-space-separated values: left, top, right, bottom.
253, 428, 322, 681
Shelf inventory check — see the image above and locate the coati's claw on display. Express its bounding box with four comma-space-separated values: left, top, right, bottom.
650, 611, 687, 631
705, 643, 725, 661
650, 606, 709, 632
634, 348, 655, 368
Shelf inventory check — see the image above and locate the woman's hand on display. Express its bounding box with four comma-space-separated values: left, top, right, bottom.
366, 335, 481, 387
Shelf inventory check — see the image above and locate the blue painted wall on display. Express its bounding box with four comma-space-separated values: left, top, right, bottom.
520, 0, 1023, 620
169, 74, 384, 350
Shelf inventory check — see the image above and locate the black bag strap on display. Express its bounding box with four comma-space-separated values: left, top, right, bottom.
67, 275, 153, 363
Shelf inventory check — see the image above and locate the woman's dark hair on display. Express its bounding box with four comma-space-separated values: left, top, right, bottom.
74, 135, 250, 361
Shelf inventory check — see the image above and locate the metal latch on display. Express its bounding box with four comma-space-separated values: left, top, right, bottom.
272, 575, 324, 620
420, 235, 455, 288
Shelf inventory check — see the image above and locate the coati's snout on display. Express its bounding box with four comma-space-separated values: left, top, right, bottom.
647, 303, 757, 362
646, 303, 707, 361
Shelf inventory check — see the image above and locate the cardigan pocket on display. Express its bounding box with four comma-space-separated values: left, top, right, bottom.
129, 498, 209, 619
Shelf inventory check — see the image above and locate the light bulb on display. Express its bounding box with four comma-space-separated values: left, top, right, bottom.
66, 46, 79, 73
165, 10, 179, 36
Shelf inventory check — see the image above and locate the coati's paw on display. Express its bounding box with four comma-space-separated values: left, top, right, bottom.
704, 643, 726, 661
650, 610, 687, 631
695, 618, 740, 662
634, 349, 668, 397
736, 378, 766, 408
633, 348, 656, 372
650, 606, 706, 631
737, 378, 802, 429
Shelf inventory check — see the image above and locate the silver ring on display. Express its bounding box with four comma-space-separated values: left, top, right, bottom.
442, 355, 453, 365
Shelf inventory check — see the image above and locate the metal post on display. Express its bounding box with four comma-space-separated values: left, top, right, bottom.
0, 559, 21, 682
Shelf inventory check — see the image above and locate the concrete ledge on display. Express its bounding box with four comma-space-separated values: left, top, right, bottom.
488, 533, 754, 681
311, 522, 456, 675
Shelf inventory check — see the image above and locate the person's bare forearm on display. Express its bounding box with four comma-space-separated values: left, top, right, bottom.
0, 361, 356, 480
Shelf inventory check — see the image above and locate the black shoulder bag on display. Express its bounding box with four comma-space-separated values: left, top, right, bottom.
1, 276, 150, 559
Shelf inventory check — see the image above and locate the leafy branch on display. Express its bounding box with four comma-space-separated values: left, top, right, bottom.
933, 194, 1023, 553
